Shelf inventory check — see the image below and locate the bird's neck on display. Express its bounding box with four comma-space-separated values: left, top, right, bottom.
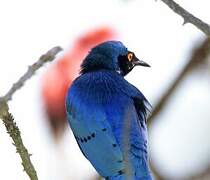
80, 53, 118, 74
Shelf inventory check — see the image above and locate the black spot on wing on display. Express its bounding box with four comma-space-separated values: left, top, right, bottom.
118, 170, 124, 175
76, 132, 96, 143
112, 144, 117, 147
117, 160, 123, 163
91, 133, 95, 138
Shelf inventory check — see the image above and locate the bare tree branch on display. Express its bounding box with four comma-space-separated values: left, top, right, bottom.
0, 100, 38, 180
0, 46, 62, 180
148, 38, 210, 179
159, 0, 210, 36
4, 46, 62, 102
148, 38, 210, 126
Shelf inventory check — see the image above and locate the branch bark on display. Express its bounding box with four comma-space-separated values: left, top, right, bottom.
4, 46, 62, 102
159, 0, 210, 36
0, 100, 38, 180
0, 46, 62, 180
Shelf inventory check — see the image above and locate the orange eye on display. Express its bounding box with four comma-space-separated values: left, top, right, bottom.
127, 53, 133, 61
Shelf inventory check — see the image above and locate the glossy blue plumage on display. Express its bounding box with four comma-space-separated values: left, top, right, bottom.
66, 41, 152, 180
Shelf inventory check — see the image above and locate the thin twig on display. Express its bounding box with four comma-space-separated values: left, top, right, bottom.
4, 46, 62, 102
159, 0, 210, 36
0, 46, 62, 180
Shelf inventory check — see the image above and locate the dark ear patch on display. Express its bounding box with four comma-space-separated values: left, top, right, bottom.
118, 55, 130, 76
118, 54, 134, 76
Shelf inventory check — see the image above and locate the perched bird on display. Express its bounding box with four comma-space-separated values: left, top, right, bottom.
66, 41, 152, 180
41, 27, 115, 139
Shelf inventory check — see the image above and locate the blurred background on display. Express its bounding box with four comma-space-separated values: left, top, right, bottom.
0, 0, 210, 179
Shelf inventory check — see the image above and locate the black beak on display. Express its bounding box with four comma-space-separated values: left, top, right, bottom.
133, 57, 150, 67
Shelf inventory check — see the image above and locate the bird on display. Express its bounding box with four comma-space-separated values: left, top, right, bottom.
41, 27, 115, 139
66, 41, 152, 180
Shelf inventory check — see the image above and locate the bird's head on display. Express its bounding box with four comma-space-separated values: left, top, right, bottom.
81, 41, 150, 76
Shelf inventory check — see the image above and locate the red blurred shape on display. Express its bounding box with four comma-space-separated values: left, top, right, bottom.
41, 27, 116, 140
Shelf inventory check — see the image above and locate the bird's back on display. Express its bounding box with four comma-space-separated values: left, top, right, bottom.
66, 70, 152, 180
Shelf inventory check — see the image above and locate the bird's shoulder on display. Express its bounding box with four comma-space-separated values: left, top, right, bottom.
67, 70, 150, 120
69, 70, 146, 100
